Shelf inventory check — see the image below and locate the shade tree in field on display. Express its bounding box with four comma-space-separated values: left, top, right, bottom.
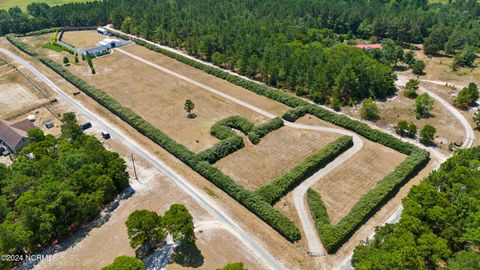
395, 120, 417, 138
415, 93, 434, 119
184, 99, 195, 118
125, 210, 165, 251
411, 60, 426, 75
404, 79, 419, 98
454, 83, 479, 108
419, 125, 436, 145
360, 98, 380, 121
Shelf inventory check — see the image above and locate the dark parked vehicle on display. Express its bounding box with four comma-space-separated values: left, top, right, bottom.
81, 122, 92, 130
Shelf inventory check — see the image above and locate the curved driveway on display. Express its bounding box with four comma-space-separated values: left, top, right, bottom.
396, 75, 475, 148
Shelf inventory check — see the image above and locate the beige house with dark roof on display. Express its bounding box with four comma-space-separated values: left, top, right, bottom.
0, 119, 35, 154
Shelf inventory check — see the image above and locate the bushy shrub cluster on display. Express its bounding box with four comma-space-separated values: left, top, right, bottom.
307, 149, 429, 253
6, 37, 301, 242
256, 136, 353, 204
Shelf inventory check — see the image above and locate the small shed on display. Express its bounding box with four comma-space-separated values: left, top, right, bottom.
97, 27, 109, 35
43, 120, 54, 129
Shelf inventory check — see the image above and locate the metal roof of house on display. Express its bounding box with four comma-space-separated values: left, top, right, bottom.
0, 120, 31, 150
97, 27, 107, 32
96, 38, 120, 47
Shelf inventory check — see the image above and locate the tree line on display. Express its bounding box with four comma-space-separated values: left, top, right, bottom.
2, 0, 480, 105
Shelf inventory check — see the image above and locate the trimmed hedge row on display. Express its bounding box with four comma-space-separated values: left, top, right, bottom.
197, 115, 283, 163
283, 105, 419, 156
6, 36, 301, 242
197, 136, 244, 164
6, 34, 37, 57
307, 149, 429, 253
248, 117, 284, 144
21, 28, 61, 37
256, 136, 354, 205
195, 161, 301, 240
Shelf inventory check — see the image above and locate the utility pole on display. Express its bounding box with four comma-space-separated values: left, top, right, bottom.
131, 154, 139, 182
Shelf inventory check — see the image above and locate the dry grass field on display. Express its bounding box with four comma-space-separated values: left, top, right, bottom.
61, 30, 106, 50
216, 126, 340, 190
0, 69, 47, 118
311, 140, 405, 223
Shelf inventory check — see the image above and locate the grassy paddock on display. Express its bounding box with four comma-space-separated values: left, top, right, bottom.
0, 0, 89, 10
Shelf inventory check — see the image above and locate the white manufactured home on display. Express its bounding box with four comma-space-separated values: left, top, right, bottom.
97, 27, 109, 35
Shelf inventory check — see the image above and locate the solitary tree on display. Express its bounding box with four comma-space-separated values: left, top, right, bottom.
360, 98, 380, 121
74, 53, 79, 63
415, 93, 434, 118
411, 60, 426, 75
404, 79, 419, 98
184, 99, 195, 118
474, 109, 480, 130
63, 56, 69, 66
420, 125, 436, 145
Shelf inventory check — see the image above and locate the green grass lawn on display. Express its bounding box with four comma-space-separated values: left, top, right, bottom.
0, 0, 89, 10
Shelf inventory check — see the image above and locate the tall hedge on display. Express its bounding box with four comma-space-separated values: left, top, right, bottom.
307, 149, 429, 253
6, 35, 301, 242
256, 136, 354, 205
6, 34, 37, 57
197, 115, 283, 163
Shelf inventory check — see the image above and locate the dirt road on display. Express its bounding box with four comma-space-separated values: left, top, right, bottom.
0, 48, 284, 270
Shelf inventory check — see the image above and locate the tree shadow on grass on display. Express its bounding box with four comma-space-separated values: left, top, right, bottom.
172, 242, 204, 268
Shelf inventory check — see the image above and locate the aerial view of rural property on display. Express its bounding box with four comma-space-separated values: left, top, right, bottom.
0, 0, 480, 270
